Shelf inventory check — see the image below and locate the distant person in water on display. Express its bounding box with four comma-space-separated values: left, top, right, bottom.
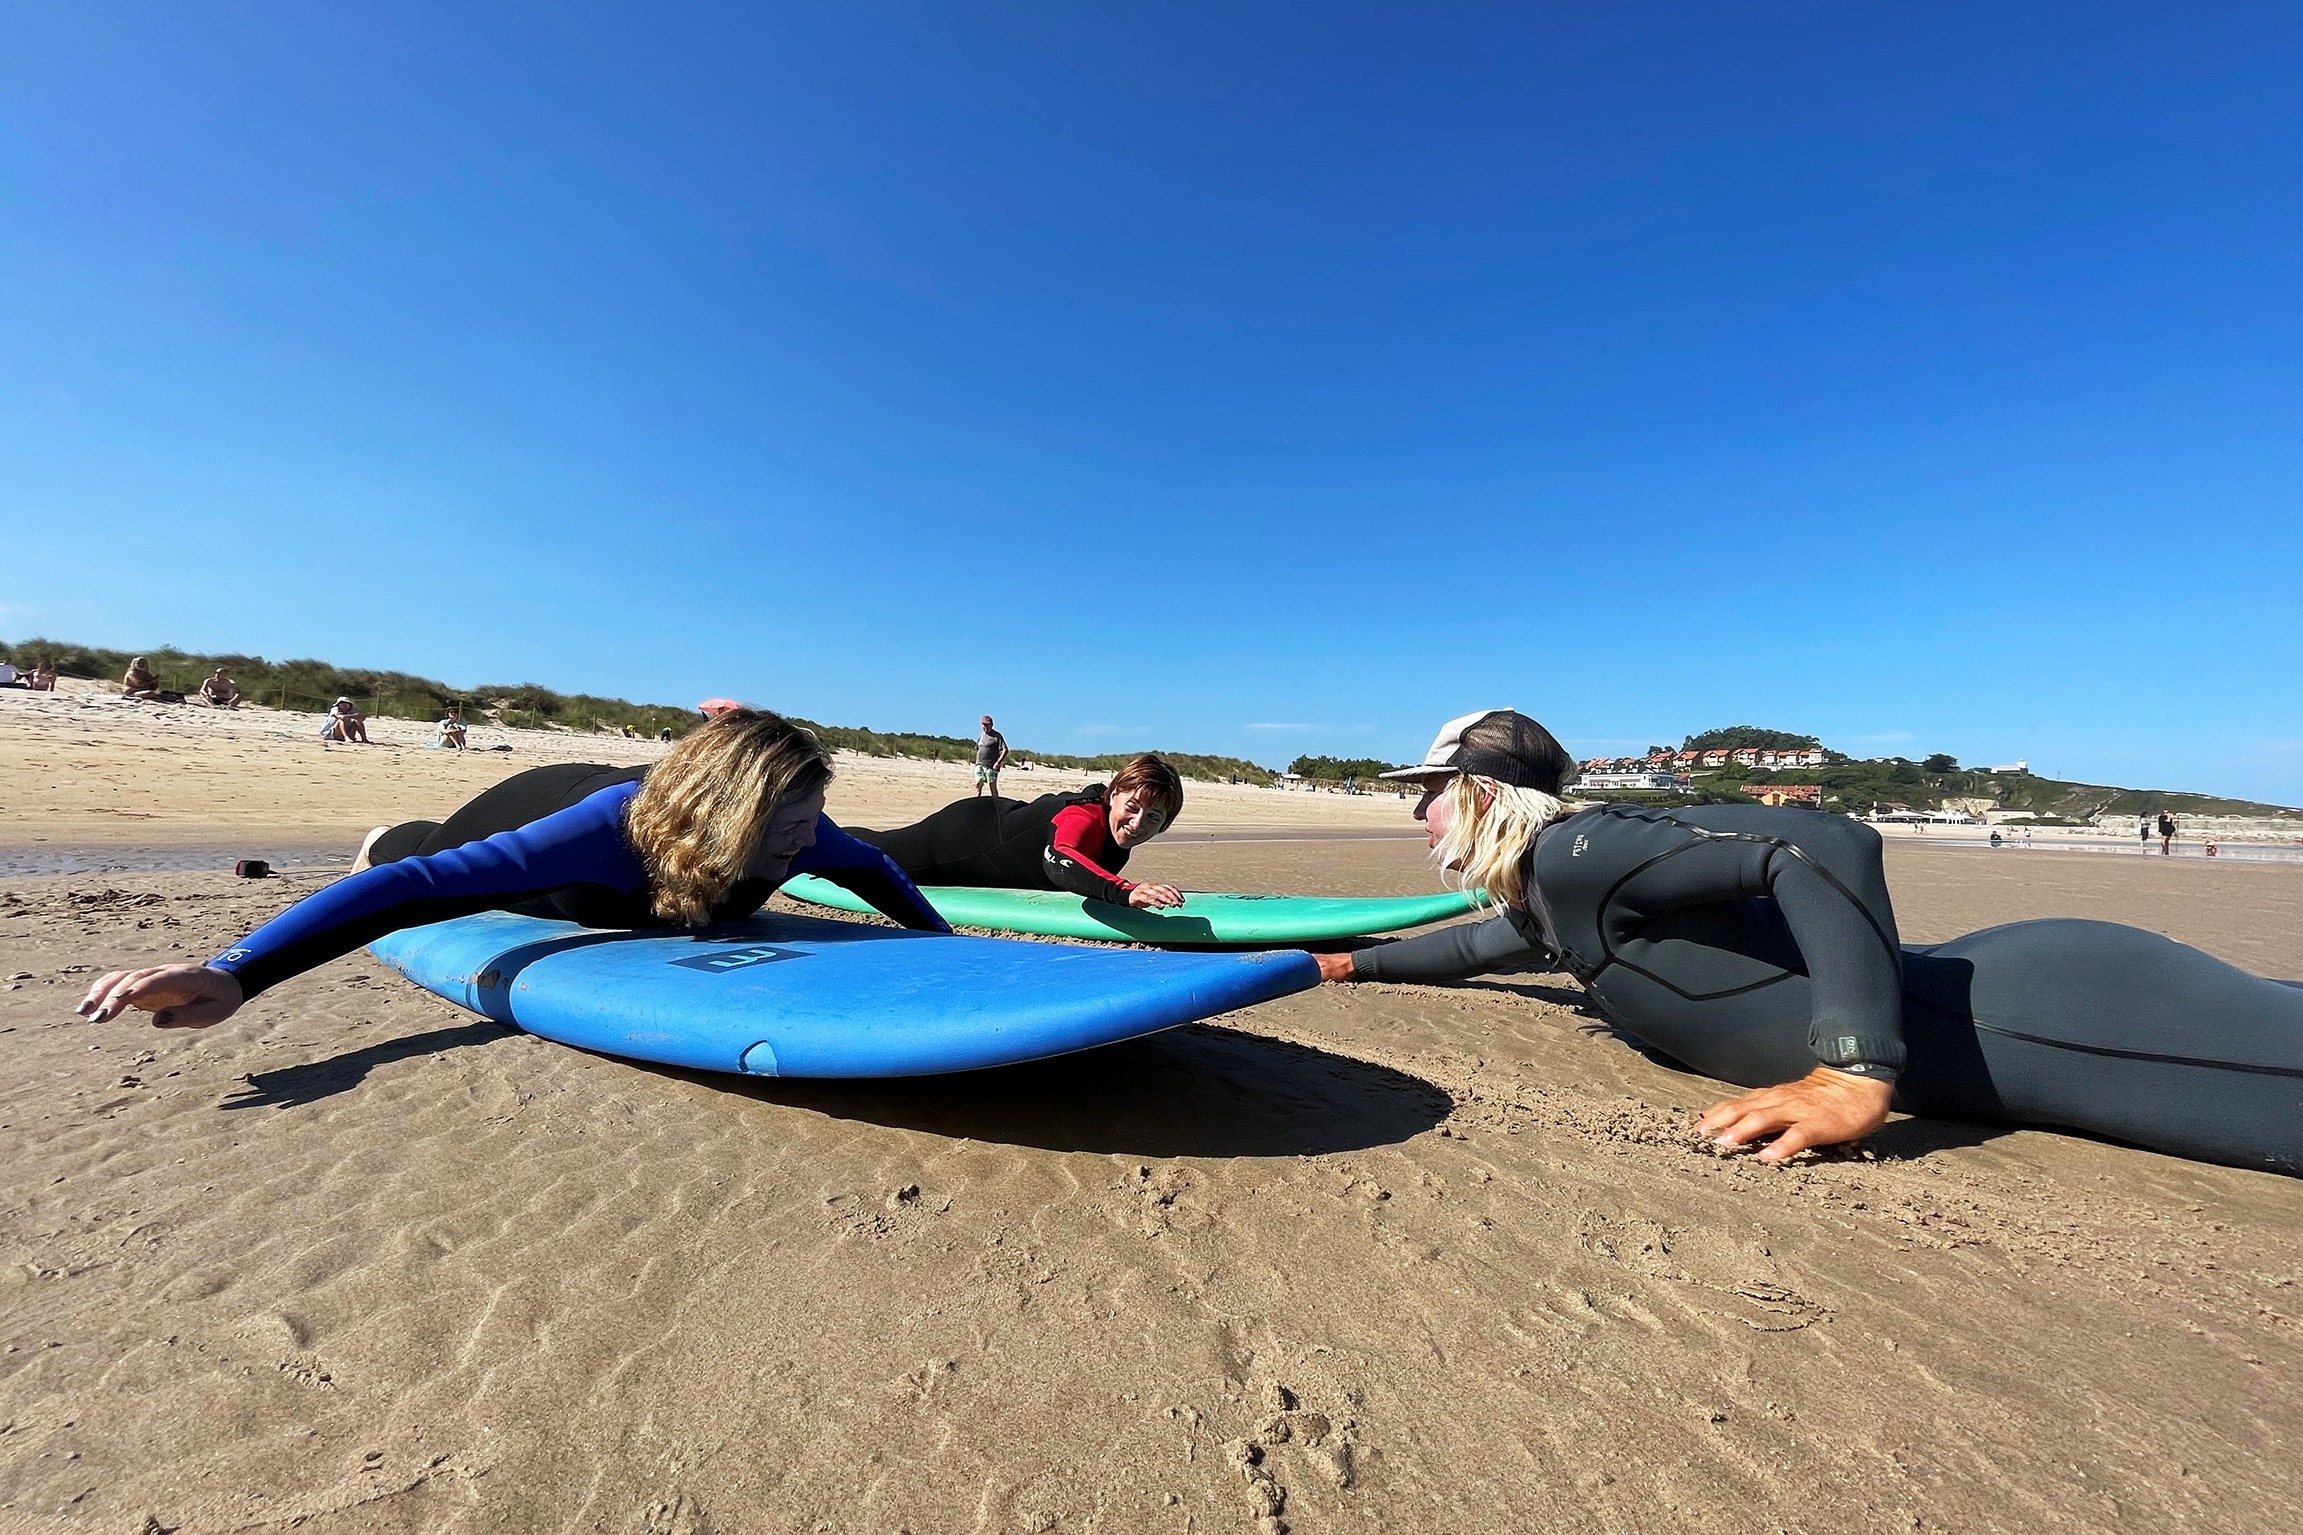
121, 656, 160, 699
856, 752, 1187, 910
1306, 709, 2302, 1175
76, 709, 950, 1032
975, 715, 1009, 797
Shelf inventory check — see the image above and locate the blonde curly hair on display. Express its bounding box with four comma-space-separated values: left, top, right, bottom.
623, 709, 832, 924
1427, 773, 1569, 911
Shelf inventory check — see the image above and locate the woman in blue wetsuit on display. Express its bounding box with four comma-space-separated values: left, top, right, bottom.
1316, 710, 2300, 1175
76, 710, 950, 1030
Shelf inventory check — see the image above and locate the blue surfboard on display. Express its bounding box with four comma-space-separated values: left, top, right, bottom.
368, 910, 1320, 1078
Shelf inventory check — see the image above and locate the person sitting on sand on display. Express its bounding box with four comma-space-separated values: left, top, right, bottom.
436, 710, 468, 749
76, 709, 951, 1032
121, 656, 161, 699
199, 668, 242, 709
320, 697, 370, 744
1308, 709, 2301, 1176
0, 659, 18, 688
851, 753, 1189, 911
27, 661, 57, 691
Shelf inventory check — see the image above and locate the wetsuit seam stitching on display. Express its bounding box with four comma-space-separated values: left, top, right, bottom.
1968, 1019, 2303, 1078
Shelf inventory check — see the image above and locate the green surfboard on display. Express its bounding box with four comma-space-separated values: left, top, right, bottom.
780, 874, 1481, 944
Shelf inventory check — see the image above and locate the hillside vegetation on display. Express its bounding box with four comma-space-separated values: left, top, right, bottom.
1286, 755, 1408, 782
0, 636, 1280, 786
12, 640, 2286, 813
1649, 725, 2298, 819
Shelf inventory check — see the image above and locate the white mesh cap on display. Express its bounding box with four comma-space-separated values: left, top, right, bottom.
1376, 709, 1576, 793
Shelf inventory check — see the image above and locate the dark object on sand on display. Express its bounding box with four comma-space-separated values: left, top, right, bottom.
234, 859, 272, 879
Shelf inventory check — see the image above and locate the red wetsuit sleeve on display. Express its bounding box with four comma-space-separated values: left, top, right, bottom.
1044, 801, 1136, 904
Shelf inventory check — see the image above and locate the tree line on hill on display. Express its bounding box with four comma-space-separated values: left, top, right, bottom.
1285, 755, 1409, 783
0, 636, 1280, 786
1680, 725, 1824, 753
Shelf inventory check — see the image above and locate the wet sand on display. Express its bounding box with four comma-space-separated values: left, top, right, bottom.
3, 689, 2301, 1533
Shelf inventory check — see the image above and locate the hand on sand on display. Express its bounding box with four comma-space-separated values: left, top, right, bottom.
1696, 1067, 1891, 1164
1127, 883, 1186, 910
76, 964, 245, 1029
1313, 952, 1356, 983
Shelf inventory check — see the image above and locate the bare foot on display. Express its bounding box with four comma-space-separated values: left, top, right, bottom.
351, 825, 390, 874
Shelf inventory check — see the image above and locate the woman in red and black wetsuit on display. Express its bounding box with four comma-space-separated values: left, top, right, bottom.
853, 754, 1189, 910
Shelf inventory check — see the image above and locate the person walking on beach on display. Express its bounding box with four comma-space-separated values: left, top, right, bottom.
975, 715, 1009, 798
1309, 708, 2301, 1174
2140, 816, 2153, 848
76, 709, 949, 1031
2158, 810, 2178, 856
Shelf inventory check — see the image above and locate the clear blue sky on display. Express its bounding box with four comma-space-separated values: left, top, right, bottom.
6, 3, 2297, 801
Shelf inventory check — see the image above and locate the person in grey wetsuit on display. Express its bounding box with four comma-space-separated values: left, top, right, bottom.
1316, 710, 2301, 1176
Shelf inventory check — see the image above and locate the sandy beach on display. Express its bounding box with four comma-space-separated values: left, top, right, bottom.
3, 690, 2299, 1533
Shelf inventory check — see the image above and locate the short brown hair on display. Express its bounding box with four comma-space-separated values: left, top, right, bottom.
1107, 753, 1184, 825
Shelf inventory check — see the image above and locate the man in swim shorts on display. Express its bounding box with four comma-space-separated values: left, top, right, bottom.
975, 715, 1008, 797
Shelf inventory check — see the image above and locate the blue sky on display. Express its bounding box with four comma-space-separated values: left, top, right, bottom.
5, 3, 2297, 801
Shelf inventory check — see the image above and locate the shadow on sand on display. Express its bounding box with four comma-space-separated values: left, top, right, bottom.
220, 1020, 514, 1110
219, 1017, 1453, 1158
649, 1023, 1454, 1158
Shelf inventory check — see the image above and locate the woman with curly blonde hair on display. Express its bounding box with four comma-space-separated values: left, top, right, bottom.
1316, 710, 2302, 1176
77, 709, 949, 1031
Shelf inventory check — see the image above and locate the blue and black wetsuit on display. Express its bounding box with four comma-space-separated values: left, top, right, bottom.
208, 763, 949, 1000
1353, 803, 2301, 1175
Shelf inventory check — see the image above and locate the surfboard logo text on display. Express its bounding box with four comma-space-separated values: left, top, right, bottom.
670, 945, 801, 973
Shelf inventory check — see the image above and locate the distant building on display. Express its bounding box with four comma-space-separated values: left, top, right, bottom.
1576, 770, 1693, 794
1745, 784, 1822, 807
1702, 749, 1731, 768
1988, 760, 2030, 775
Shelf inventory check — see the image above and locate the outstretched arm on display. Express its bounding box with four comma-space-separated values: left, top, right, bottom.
1324, 912, 1539, 984
78, 786, 648, 1026
788, 817, 954, 933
